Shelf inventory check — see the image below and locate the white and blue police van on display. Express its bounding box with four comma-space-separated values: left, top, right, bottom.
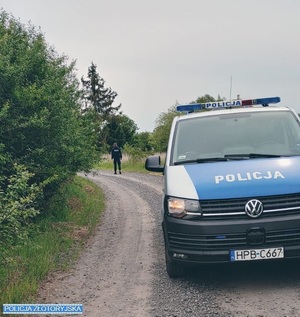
145, 97, 300, 277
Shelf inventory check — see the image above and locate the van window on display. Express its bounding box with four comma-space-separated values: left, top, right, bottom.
171, 110, 300, 164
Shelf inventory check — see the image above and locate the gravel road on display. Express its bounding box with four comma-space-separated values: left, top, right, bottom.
38, 170, 300, 317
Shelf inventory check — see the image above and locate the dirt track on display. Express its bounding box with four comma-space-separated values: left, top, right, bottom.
37, 171, 300, 317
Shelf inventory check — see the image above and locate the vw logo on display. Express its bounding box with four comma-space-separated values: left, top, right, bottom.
245, 199, 263, 218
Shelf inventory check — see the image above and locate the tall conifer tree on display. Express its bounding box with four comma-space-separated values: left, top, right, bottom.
81, 63, 121, 119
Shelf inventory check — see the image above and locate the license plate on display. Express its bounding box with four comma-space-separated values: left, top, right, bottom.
230, 247, 284, 261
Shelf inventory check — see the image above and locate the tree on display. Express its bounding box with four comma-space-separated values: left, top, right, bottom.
194, 94, 216, 104
0, 10, 98, 254
105, 114, 138, 150
81, 63, 122, 151
81, 62, 121, 119
132, 131, 153, 152
151, 105, 178, 152
0, 10, 98, 200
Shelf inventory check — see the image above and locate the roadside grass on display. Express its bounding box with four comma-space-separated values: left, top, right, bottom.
95, 155, 147, 173
0, 176, 105, 307
0, 153, 164, 310
96, 152, 165, 173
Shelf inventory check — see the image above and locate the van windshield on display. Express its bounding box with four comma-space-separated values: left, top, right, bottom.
171, 110, 300, 165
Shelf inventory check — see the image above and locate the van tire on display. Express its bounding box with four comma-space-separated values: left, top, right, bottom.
165, 249, 184, 278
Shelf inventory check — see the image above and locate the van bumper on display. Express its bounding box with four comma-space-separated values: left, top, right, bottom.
163, 214, 300, 264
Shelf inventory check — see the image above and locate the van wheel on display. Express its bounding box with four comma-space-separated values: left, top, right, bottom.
165, 249, 185, 278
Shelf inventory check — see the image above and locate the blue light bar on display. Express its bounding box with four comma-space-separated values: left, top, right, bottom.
176, 104, 202, 112
176, 97, 281, 112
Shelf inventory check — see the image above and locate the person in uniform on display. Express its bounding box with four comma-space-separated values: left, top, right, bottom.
111, 143, 122, 174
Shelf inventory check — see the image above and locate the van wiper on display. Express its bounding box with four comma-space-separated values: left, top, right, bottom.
224, 153, 282, 159
174, 157, 228, 165
174, 153, 283, 165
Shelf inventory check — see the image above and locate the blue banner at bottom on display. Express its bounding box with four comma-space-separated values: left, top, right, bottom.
3, 304, 83, 314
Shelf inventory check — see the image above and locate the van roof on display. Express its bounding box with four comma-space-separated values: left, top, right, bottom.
174, 105, 295, 122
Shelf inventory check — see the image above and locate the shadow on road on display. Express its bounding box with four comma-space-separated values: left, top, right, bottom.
183, 259, 300, 287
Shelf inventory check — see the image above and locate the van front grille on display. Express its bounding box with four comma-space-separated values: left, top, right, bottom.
200, 193, 300, 219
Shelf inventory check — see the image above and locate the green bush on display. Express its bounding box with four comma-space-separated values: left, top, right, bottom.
0, 164, 42, 255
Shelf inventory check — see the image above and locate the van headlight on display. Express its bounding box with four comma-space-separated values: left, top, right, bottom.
167, 197, 201, 218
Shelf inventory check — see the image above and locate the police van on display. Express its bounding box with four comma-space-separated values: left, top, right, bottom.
145, 97, 300, 277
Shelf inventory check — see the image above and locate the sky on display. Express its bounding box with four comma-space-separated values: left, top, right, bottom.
1, 0, 300, 132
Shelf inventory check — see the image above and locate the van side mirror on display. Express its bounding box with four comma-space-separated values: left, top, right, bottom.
145, 155, 164, 173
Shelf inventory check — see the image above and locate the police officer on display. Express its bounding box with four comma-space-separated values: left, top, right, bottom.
111, 143, 122, 174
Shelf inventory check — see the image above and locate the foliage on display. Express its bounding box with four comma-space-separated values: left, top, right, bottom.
194, 94, 216, 104
151, 105, 178, 152
81, 62, 121, 118
0, 176, 105, 304
0, 9, 99, 260
132, 131, 153, 152
81, 62, 123, 151
0, 10, 98, 190
96, 153, 148, 173
80, 63, 145, 154
105, 114, 138, 150
122, 143, 143, 164
0, 164, 42, 255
